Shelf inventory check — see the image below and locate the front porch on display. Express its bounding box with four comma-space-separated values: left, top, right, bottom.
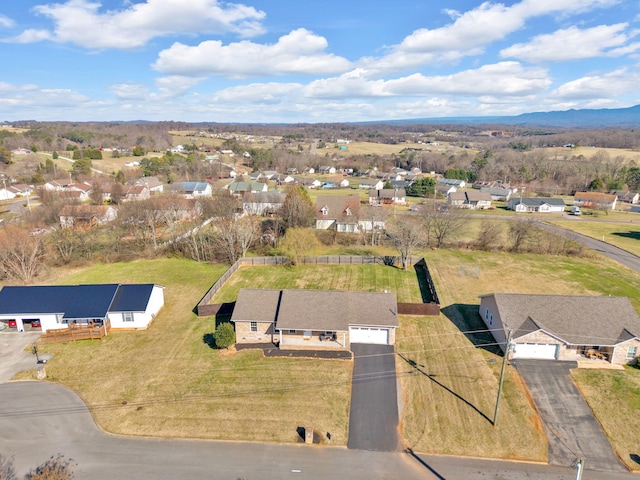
276, 330, 348, 350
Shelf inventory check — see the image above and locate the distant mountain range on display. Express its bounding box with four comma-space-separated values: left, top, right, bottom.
383, 104, 640, 128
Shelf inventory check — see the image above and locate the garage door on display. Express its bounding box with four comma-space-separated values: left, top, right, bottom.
512, 343, 558, 360
350, 327, 389, 345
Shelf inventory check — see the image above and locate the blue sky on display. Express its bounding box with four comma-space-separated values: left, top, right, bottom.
1, 0, 639, 123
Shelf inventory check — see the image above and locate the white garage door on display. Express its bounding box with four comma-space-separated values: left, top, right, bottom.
350, 327, 389, 345
512, 343, 558, 360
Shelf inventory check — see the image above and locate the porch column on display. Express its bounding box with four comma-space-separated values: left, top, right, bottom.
279, 329, 283, 346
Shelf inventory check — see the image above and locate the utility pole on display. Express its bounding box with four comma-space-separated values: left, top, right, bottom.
493, 328, 512, 426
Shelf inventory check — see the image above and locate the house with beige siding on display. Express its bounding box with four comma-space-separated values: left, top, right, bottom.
479, 293, 640, 365
231, 289, 398, 350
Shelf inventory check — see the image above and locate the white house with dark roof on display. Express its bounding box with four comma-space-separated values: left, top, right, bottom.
507, 197, 565, 213
315, 194, 361, 232
479, 293, 640, 365
0, 284, 164, 333
170, 182, 212, 198
231, 288, 398, 349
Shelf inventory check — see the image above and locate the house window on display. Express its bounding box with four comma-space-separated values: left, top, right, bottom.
485, 308, 489, 321
288, 329, 296, 334
123, 312, 134, 322
250, 322, 258, 332
489, 314, 493, 327
627, 346, 638, 359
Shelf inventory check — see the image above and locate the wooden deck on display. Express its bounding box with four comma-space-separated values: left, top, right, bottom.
40, 320, 111, 344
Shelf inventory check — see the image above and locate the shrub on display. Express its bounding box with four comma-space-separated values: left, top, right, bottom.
214, 322, 235, 349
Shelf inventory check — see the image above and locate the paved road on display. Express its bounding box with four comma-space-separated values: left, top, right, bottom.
538, 222, 640, 273
347, 344, 402, 452
514, 359, 626, 472
2, 382, 638, 480
0, 330, 45, 382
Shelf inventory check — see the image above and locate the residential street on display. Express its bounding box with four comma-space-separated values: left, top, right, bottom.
1, 381, 638, 479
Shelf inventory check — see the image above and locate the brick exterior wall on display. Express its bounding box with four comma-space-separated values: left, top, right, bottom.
611, 338, 640, 365
235, 321, 273, 344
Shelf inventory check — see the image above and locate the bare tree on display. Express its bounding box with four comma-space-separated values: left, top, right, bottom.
419, 206, 466, 248
23, 454, 76, 480
211, 216, 261, 264
475, 221, 503, 251
357, 206, 387, 246
48, 228, 79, 264
508, 218, 538, 252
0, 226, 47, 283
386, 218, 423, 270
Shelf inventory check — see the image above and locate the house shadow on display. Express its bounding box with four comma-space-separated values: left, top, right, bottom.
630, 454, 640, 466
398, 352, 493, 425
613, 231, 640, 240
441, 304, 502, 355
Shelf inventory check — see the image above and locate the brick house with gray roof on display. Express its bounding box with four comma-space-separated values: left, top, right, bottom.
479, 293, 640, 364
231, 289, 398, 349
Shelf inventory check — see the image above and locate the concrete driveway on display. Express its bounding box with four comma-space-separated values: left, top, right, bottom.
347, 344, 402, 452
0, 329, 46, 383
514, 359, 626, 472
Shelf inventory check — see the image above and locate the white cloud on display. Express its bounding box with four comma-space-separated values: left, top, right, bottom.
0, 84, 91, 109
501, 23, 638, 62
153, 29, 352, 77
212, 82, 303, 104
109, 83, 150, 100
361, 0, 623, 73
9, 0, 265, 49
153, 76, 205, 98
0, 14, 15, 28
305, 62, 550, 99
551, 68, 640, 99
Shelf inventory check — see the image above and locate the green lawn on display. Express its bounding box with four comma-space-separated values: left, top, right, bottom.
212, 264, 424, 303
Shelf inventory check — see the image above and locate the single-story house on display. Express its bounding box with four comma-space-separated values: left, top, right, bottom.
170, 182, 212, 198
6, 184, 33, 197
611, 190, 639, 204
318, 166, 337, 174
44, 179, 71, 191
359, 179, 384, 190
507, 197, 566, 213
232, 288, 398, 349
480, 186, 513, 201
0, 284, 164, 333
315, 194, 360, 232
438, 178, 466, 188
299, 178, 322, 189
437, 184, 457, 196
448, 191, 492, 209
479, 293, 640, 365
573, 192, 617, 211
227, 181, 268, 196
59, 205, 118, 229
133, 176, 164, 194
369, 188, 406, 206
0, 188, 16, 200
242, 192, 286, 216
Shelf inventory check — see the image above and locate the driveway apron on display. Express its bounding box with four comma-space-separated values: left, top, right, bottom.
515, 359, 626, 472
347, 344, 402, 452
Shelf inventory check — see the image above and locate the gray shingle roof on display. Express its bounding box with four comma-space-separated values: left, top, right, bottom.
231, 289, 398, 332
481, 293, 640, 346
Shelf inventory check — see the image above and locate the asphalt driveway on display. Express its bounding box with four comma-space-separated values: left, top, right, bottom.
347, 344, 402, 452
514, 359, 626, 472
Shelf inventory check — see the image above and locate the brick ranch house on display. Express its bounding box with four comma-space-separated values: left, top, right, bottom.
231, 289, 398, 349
479, 293, 640, 365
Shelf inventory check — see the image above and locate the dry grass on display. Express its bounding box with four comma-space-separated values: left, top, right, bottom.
19, 258, 352, 444
547, 218, 640, 257
397, 315, 547, 460
572, 367, 640, 471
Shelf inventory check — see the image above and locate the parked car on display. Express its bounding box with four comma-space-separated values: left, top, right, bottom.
7, 320, 16, 328
31, 319, 41, 328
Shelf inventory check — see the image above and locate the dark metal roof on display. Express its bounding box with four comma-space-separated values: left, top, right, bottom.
0, 284, 157, 319
110, 284, 156, 312
0, 284, 119, 320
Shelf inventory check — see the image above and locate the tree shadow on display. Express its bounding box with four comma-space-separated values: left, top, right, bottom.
613, 231, 640, 240
202, 332, 216, 350
630, 454, 640, 466
441, 304, 502, 355
398, 352, 493, 425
